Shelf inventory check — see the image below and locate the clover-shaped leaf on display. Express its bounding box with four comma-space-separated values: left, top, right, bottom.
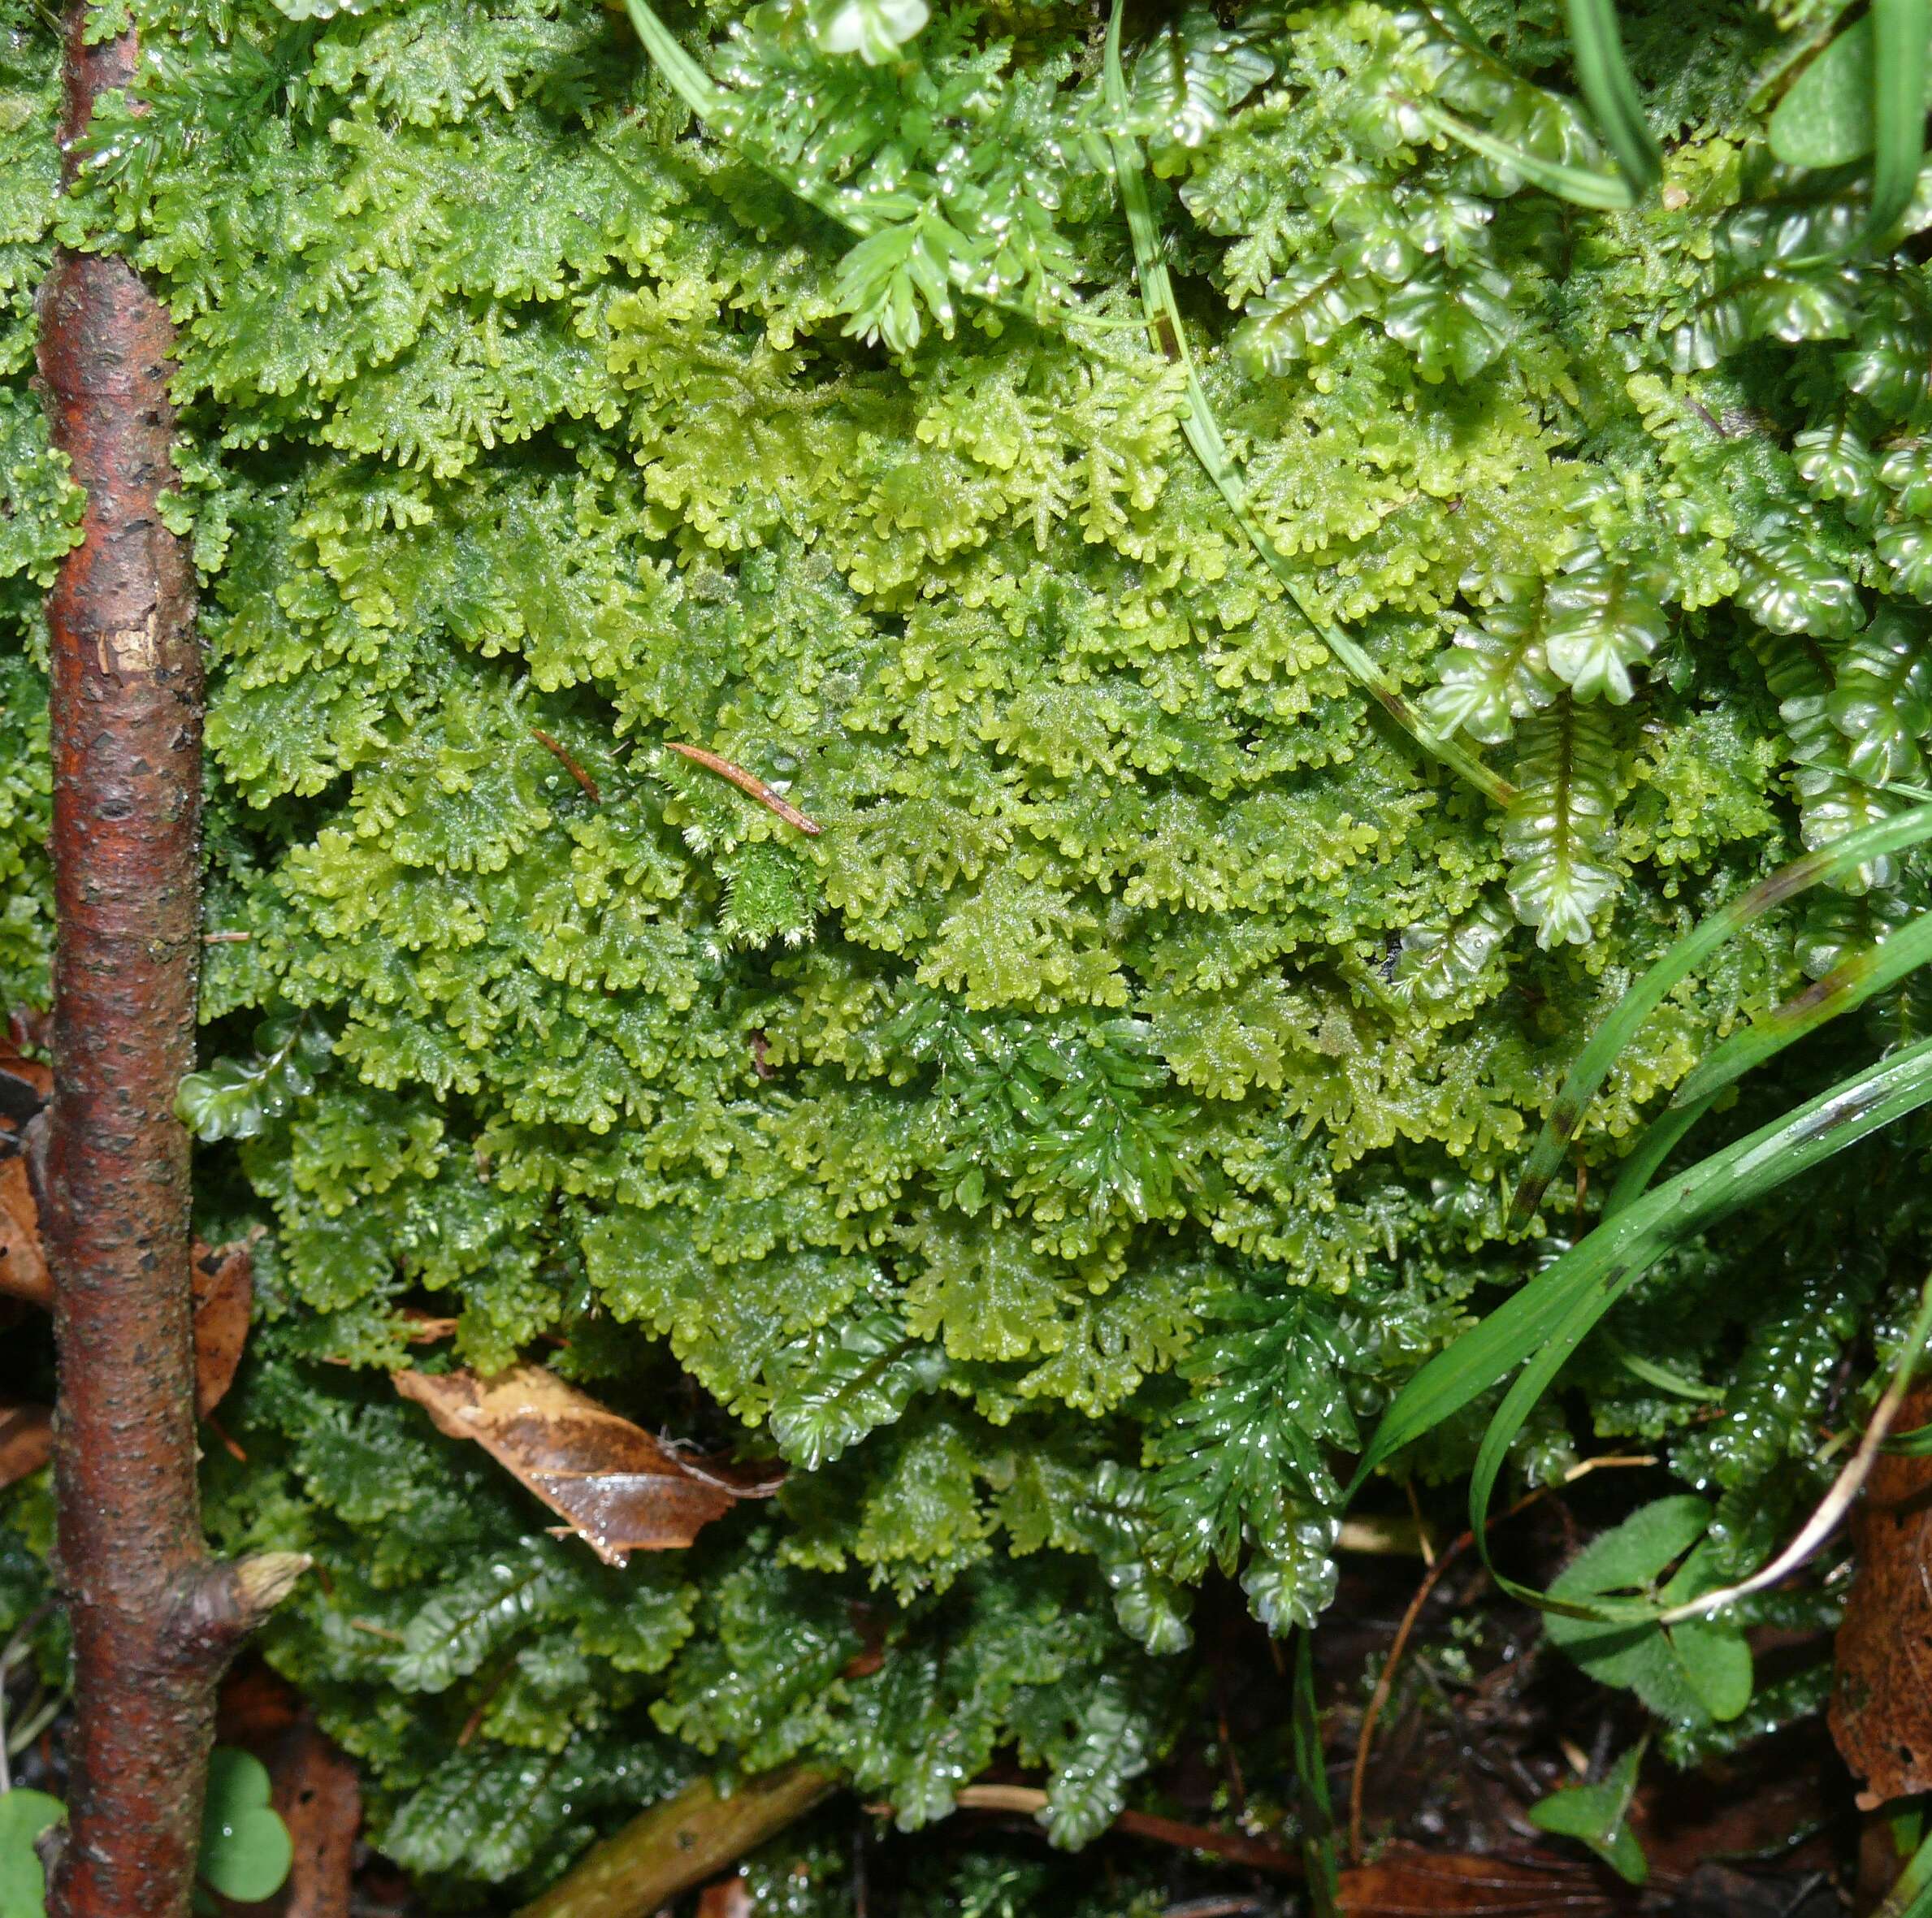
198, 1749, 292, 1904
0, 1788, 63, 1918
1544, 1496, 1752, 1727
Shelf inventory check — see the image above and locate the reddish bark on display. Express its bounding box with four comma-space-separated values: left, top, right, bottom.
35, 12, 304, 1916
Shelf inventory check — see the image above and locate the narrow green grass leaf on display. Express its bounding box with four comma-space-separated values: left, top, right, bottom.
1672, 909, 1932, 1112
1511, 802, 1932, 1227
1353, 1029, 1932, 1507
1878, 1825, 1932, 1918
1771, 15, 1879, 167
1602, 1332, 1722, 1401
1292, 1632, 1341, 1918
1102, 0, 1515, 808
1462, 1046, 1932, 1621
1864, 0, 1930, 249
1603, 1099, 1710, 1219
1564, 0, 1661, 193
1413, 100, 1636, 209
619, 0, 726, 119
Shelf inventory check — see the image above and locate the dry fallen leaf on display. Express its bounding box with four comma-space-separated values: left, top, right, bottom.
0, 1158, 49, 1309
695, 1874, 755, 1918
192, 1237, 255, 1418
0, 1403, 51, 1491
0, 1024, 50, 1310
0, 1026, 50, 1119
274, 1720, 361, 1918
1832, 1381, 1932, 1807
0, 1011, 253, 1401
394, 1363, 775, 1566
1337, 1846, 1621, 1916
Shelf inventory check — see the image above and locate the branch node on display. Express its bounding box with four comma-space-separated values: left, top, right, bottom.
173, 1552, 312, 1666
233, 1550, 313, 1618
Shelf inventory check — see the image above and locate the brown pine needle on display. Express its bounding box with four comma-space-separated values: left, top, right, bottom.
530, 729, 602, 804
665, 741, 821, 836
201, 929, 252, 946
203, 1411, 248, 1464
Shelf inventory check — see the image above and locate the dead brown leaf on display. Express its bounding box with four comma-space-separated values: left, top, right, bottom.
394, 1363, 773, 1566
6, 1011, 49, 1059
1832, 1381, 1932, 1806
0, 1403, 51, 1490
275, 1721, 360, 1918
0, 1158, 49, 1308
695, 1874, 754, 1918
1336, 1847, 1619, 1916
0, 1020, 49, 1311
192, 1238, 255, 1418
0, 1024, 50, 1119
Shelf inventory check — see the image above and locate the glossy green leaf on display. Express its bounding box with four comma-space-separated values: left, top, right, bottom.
1772, 17, 1885, 168
1867, 0, 1930, 246
1354, 1029, 1932, 1506
198, 1750, 293, 1905
0, 1790, 63, 1918
1414, 100, 1635, 210
1544, 1501, 1752, 1725
1527, 1744, 1648, 1884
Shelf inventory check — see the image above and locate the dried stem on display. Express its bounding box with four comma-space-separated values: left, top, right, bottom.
664, 743, 821, 835
36, 9, 301, 1912
517, 1767, 836, 1918
531, 729, 602, 805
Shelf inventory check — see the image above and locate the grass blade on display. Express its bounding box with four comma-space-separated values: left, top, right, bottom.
1603, 1099, 1709, 1218
1293, 1632, 1342, 1918
1413, 100, 1636, 209
1563, 0, 1661, 193
1602, 1332, 1722, 1401
1865, 0, 1930, 249
620, 0, 726, 118
1510, 802, 1932, 1227
1353, 1028, 1932, 1501
1671, 909, 1932, 1111
1878, 1824, 1932, 1918
1102, 0, 1515, 809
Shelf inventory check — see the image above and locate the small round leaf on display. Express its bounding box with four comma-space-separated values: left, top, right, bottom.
199, 1749, 293, 1904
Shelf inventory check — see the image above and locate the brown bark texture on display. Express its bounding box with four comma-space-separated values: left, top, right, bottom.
34, 13, 287, 1915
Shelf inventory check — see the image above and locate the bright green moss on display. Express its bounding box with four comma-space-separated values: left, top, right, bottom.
5, 0, 1932, 1900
